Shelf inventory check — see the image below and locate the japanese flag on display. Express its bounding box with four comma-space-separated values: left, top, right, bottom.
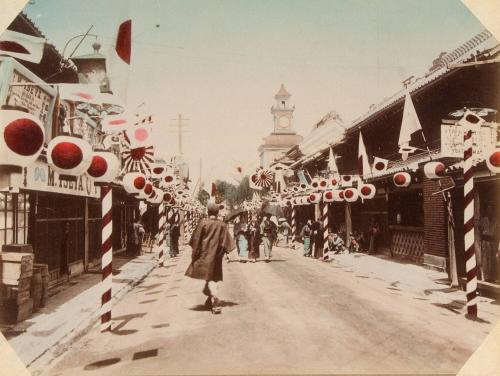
101, 113, 133, 133
58, 84, 101, 105
125, 124, 153, 149
0, 29, 45, 63
107, 17, 132, 103
372, 156, 389, 174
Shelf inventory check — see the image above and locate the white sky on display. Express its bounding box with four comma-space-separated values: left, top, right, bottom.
21, 0, 488, 186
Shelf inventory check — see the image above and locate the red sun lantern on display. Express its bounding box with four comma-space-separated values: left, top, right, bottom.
0, 110, 45, 167
343, 188, 359, 202
163, 174, 175, 186
318, 178, 328, 190
486, 149, 500, 174
393, 172, 411, 187
332, 190, 344, 202
163, 192, 173, 203
150, 162, 167, 179
323, 190, 334, 203
47, 136, 92, 176
87, 151, 119, 183
423, 161, 446, 180
147, 188, 163, 204
309, 192, 321, 204
310, 178, 319, 190
123, 172, 147, 194
330, 176, 339, 188
359, 184, 376, 200
219, 203, 225, 210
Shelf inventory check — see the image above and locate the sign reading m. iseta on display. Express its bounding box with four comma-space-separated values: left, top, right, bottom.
441, 121, 497, 162
11, 160, 99, 198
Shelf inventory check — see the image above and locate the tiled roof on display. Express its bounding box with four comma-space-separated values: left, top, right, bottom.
347, 30, 497, 134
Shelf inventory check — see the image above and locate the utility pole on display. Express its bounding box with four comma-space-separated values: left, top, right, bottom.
168, 114, 189, 156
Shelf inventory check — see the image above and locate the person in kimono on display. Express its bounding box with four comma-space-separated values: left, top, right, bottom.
236, 221, 249, 262
313, 220, 324, 259
185, 203, 236, 314
260, 216, 274, 262
301, 220, 313, 257
322, 231, 346, 261
248, 216, 260, 262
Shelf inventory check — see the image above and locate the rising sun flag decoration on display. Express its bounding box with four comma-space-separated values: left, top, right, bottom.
121, 131, 155, 174
251, 167, 274, 189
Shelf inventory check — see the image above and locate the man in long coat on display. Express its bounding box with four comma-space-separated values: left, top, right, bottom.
185, 203, 236, 313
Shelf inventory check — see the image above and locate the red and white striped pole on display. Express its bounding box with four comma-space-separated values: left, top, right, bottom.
291, 205, 297, 245
158, 204, 166, 267
322, 202, 329, 257
463, 126, 478, 317
100, 184, 113, 332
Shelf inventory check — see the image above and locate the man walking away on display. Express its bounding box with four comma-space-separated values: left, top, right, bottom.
185, 203, 236, 314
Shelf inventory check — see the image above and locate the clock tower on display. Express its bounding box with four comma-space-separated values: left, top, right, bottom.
271, 84, 295, 134
258, 84, 303, 167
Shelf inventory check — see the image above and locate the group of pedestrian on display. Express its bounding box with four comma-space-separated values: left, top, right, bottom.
299, 217, 381, 261
127, 215, 182, 258
233, 214, 280, 262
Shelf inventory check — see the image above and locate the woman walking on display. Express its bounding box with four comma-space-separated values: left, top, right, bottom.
248, 217, 260, 262
236, 222, 250, 262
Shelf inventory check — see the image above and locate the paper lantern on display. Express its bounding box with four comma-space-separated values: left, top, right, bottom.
299, 183, 308, 191
393, 172, 411, 187
359, 184, 376, 199
163, 192, 173, 203
310, 178, 320, 190
123, 172, 147, 194
309, 192, 321, 204
87, 151, 119, 183
163, 173, 175, 186
150, 162, 168, 179
424, 161, 446, 179
332, 190, 344, 202
343, 187, 359, 202
292, 186, 300, 193
47, 136, 92, 176
0, 110, 45, 167
329, 176, 339, 188
148, 188, 163, 204
323, 190, 334, 203
485, 149, 500, 174
318, 178, 328, 190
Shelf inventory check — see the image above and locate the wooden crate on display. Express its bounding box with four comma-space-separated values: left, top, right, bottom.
0, 297, 34, 324
0, 252, 34, 281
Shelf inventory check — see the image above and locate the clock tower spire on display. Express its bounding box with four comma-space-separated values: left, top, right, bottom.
258, 84, 303, 167
271, 84, 295, 134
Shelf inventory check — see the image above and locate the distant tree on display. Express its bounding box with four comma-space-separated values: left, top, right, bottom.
214, 177, 253, 210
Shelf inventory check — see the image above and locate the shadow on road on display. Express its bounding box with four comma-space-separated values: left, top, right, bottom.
189, 300, 239, 312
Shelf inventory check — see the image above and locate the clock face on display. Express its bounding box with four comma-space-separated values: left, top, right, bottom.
279, 116, 290, 128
